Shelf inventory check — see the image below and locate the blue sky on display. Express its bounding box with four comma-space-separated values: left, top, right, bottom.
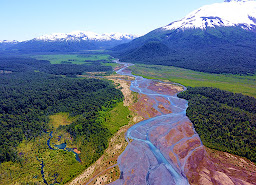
1, 0, 223, 41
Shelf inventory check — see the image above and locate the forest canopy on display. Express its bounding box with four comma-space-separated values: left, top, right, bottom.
0, 56, 123, 163
178, 87, 256, 162
0, 56, 112, 75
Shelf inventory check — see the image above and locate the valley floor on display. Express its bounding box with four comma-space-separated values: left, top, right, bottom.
68, 63, 256, 185
68, 73, 140, 184
130, 64, 256, 98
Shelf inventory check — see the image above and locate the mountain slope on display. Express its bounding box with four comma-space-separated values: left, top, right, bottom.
0, 40, 18, 50
5, 31, 137, 52
164, 0, 256, 31
113, 0, 256, 75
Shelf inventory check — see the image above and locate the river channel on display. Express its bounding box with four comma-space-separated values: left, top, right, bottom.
110, 61, 203, 185
40, 131, 82, 185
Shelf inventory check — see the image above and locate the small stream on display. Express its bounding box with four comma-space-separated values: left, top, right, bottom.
40, 131, 81, 184
39, 159, 48, 185
41, 61, 201, 185
47, 131, 81, 163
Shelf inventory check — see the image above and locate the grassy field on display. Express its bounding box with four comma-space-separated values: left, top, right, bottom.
0, 131, 83, 184
98, 102, 130, 135
0, 112, 83, 184
0, 103, 130, 184
31, 54, 113, 64
49, 112, 74, 129
103, 62, 118, 68
130, 64, 256, 98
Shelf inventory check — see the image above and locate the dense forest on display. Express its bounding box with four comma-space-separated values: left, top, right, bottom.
178, 87, 256, 162
0, 56, 123, 164
0, 57, 112, 75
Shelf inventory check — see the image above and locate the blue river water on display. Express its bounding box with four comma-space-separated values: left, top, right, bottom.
47, 131, 81, 162
110, 61, 193, 185
40, 131, 81, 185
40, 61, 201, 185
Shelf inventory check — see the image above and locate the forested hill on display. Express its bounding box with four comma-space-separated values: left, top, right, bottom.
111, 0, 256, 75
178, 87, 256, 162
112, 26, 256, 75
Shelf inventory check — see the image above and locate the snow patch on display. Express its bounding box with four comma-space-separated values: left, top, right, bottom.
0, 40, 18, 44
35, 31, 138, 42
163, 0, 256, 31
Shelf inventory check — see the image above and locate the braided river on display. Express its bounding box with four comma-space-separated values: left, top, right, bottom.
110, 61, 204, 185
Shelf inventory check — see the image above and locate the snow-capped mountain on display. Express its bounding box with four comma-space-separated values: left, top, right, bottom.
0, 40, 19, 50
113, 0, 256, 75
3, 31, 138, 52
35, 31, 138, 42
163, 0, 256, 31
0, 40, 18, 44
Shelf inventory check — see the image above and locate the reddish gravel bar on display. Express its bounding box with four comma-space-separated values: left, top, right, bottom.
109, 61, 204, 185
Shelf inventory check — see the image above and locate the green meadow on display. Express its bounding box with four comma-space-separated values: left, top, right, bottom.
0, 102, 130, 184
0, 129, 83, 184
31, 54, 113, 64
98, 102, 130, 135
129, 64, 256, 98
0, 54, 128, 184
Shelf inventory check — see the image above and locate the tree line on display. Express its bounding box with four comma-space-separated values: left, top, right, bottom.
0, 57, 112, 76
178, 87, 256, 162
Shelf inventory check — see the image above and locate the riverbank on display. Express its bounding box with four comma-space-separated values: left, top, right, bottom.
68, 62, 256, 185
68, 63, 187, 185
68, 73, 141, 184
129, 64, 256, 98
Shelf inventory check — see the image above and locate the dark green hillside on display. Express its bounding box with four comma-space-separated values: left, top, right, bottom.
178, 87, 256, 162
121, 41, 170, 61
113, 27, 256, 75
0, 42, 17, 51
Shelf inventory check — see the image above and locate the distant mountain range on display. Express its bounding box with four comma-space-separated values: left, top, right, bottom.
34, 31, 137, 42
113, 0, 256, 75
0, 40, 18, 44
1, 0, 256, 75
0, 31, 138, 52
